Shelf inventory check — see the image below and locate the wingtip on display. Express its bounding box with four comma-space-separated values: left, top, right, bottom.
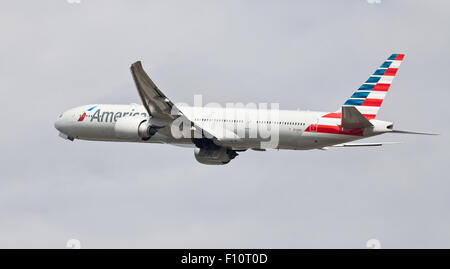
130, 61, 142, 69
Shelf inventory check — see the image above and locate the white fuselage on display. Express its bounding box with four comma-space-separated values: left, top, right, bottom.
55, 104, 390, 150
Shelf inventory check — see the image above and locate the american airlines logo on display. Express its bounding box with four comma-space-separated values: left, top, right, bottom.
78, 106, 148, 123
77, 112, 87, 122
77, 105, 97, 122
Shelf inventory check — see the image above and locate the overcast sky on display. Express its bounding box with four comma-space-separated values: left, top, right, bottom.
0, 0, 449, 248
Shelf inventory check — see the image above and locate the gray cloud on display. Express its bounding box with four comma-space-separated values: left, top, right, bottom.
0, 0, 448, 248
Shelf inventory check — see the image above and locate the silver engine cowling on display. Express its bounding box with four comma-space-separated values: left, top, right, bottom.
114, 116, 158, 140
194, 147, 238, 165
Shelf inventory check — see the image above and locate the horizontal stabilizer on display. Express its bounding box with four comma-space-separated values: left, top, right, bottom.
391, 130, 439, 135
341, 106, 373, 128
332, 142, 401, 147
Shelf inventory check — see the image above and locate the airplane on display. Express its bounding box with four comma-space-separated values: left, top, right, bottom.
54, 54, 437, 165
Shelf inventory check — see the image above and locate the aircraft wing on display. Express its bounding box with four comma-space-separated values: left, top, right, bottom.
130, 61, 226, 141
130, 61, 177, 122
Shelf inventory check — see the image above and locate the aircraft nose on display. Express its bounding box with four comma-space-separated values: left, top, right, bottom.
54, 118, 64, 133
54, 113, 68, 133
54, 118, 62, 132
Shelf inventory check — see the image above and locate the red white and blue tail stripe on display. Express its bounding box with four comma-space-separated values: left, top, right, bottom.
341, 54, 405, 120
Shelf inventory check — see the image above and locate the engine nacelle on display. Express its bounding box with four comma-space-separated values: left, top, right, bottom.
194, 147, 238, 165
114, 116, 157, 140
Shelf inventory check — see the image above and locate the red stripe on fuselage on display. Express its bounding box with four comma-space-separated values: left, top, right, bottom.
322, 113, 342, 118
305, 124, 364, 136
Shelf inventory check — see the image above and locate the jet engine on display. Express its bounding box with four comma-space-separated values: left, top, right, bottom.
194, 147, 238, 165
114, 116, 158, 140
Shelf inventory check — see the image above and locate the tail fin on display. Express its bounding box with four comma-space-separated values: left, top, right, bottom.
342, 54, 405, 120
